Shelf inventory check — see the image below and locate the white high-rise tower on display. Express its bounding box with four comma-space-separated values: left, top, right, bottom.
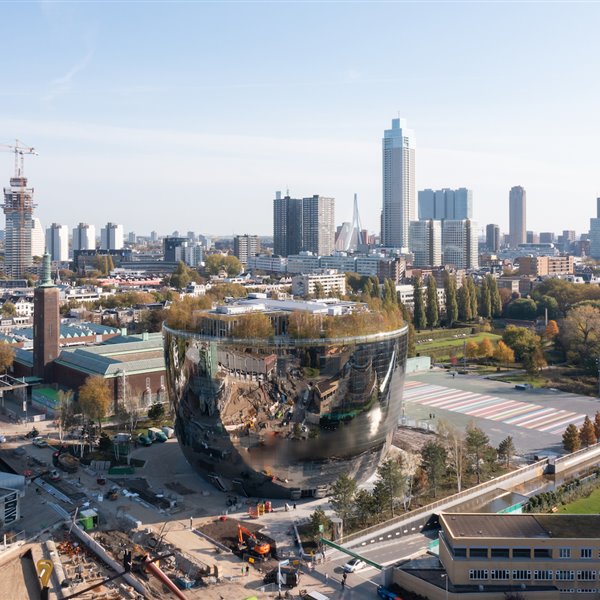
381, 117, 415, 250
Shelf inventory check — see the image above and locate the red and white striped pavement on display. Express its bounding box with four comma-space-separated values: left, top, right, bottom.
403, 380, 586, 435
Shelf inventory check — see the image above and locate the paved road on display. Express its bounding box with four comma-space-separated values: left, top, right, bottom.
403, 369, 600, 453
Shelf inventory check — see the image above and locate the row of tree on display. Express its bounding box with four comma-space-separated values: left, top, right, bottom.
327, 423, 516, 533
562, 412, 600, 452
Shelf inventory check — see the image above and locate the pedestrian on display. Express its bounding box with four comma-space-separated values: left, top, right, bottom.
324, 572, 328, 583
241, 566, 245, 576
293, 502, 297, 510
341, 579, 345, 590
245, 565, 249, 576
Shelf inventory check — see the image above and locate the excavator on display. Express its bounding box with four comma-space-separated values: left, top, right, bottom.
237, 524, 270, 559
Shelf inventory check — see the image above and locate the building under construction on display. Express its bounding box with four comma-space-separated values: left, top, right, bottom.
1, 142, 37, 278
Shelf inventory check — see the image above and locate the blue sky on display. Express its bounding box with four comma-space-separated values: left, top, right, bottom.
1, 1, 599, 237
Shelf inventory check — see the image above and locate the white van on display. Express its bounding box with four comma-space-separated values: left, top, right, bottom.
302, 592, 330, 600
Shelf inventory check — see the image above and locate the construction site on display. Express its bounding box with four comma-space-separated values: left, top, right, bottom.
0, 420, 331, 600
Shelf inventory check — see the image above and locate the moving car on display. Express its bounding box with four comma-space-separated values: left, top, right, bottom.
0, 434, 6, 443
33, 437, 48, 448
49, 469, 61, 481
343, 558, 366, 573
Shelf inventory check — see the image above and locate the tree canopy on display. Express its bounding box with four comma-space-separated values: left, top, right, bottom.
204, 254, 242, 277
78, 375, 112, 431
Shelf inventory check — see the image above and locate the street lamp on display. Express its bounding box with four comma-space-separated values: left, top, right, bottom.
441, 573, 449, 600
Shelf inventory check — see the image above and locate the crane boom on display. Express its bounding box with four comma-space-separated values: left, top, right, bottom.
0, 139, 37, 178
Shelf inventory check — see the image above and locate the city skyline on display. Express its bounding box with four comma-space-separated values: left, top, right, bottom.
2, 3, 600, 235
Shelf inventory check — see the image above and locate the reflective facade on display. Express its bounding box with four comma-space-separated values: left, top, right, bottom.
164, 324, 408, 499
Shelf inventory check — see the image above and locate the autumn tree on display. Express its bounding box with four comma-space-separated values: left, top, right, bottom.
466, 277, 479, 319
0, 343, 15, 372
426, 277, 439, 329
494, 340, 515, 367
1, 301, 16, 317
78, 376, 112, 431
412, 275, 427, 331
580, 416, 597, 447
465, 424, 491, 484
204, 254, 242, 277
560, 305, 600, 372
231, 313, 274, 339
502, 325, 544, 373
478, 337, 494, 359
465, 341, 479, 360
594, 411, 600, 441
545, 320, 559, 340
444, 273, 458, 327
497, 436, 515, 468
562, 423, 581, 453
288, 311, 322, 339
421, 441, 447, 498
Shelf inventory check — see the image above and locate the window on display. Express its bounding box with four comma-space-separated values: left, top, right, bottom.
469, 570, 488, 581
491, 570, 510, 580
470, 548, 488, 558
534, 570, 553, 581
556, 571, 575, 581
577, 589, 597, 594
491, 548, 510, 559
560, 548, 572, 559
534, 548, 552, 559
513, 548, 531, 559
581, 548, 593, 559
513, 570, 532, 580
454, 548, 467, 558
578, 571, 596, 581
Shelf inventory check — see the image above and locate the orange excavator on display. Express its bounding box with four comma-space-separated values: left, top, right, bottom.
237, 524, 270, 558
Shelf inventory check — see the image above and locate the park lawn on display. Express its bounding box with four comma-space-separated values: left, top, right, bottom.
558, 487, 600, 514
489, 373, 545, 388
415, 332, 501, 353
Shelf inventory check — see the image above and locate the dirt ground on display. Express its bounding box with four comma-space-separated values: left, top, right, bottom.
393, 425, 438, 453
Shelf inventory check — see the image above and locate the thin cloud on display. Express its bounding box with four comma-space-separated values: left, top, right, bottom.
43, 47, 94, 104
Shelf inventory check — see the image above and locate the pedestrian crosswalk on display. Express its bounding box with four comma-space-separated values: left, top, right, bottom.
403, 380, 586, 435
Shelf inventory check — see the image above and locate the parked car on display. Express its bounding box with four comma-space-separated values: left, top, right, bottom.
33, 437, 48, 448
0, 434, 6, 443
137, 434, 152, 447
343, 558, 366, 573
13, 447, 26, 456
376, 586, 402, 599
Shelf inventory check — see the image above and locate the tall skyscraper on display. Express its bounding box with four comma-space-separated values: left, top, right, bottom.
33, 252, 59, 381
302, 195, 335, 256
590, 198, 600, 259
2, 173, 36, 277
234, 235, 261, 265
45, 223, 69, 262
150, 230, 158, 243
72, 223, 96, 252
31, 218, 45, 258
100, 222, 124, 250
273, 192, 335, 256
418, 188, 473, 221
526, 230, 540, 244
442, 219, 479, 270
509, 186, 526, 248
382, 117, 415, 249
485, 224, 500, 253
409, 219, 442, 267
274, 192, 303, 256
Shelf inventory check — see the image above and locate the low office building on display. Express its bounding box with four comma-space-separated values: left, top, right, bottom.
396, 512, 600, 599
518, 255, 575, 277
291, 271, 346, 297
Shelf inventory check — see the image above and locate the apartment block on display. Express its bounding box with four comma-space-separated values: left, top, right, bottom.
518, 256, 575, 277
291, 271, 346, 297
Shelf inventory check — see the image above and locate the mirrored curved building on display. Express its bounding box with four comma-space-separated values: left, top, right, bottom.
164, 298, 408, 499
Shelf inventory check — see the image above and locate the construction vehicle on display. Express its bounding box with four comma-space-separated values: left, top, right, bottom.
237, 524, 270, 558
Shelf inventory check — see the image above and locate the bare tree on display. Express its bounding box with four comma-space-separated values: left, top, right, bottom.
438, 420, 466, 493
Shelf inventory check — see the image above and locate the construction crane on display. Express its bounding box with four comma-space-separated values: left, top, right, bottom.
0, 139, 37, 178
